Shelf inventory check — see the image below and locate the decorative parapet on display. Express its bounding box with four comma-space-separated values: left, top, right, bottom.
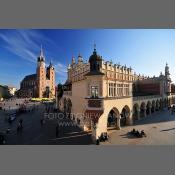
88, 99, 102, 108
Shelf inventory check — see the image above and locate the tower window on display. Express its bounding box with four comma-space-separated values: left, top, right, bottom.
91, 86, 99, 98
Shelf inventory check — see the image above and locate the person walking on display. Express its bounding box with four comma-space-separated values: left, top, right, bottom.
19, 119, 23, 126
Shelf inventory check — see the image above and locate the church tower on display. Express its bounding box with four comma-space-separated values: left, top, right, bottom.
165, 63, 171, 96
37, 46, 46, 98
46, 61, 55, 98
88, 45, 103, 74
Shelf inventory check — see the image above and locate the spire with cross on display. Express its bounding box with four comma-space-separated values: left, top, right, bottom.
40, 45, 44, 58
93, 42, 97, 54
38, 44, 45, 62
49, 59, 53, 67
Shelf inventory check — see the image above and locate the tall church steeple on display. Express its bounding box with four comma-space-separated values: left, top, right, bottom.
40, 45, 44, 57
38, 45, 45, 62
164, 62, 171, 96
165, 62, 171, 80
165, 63, 170, 75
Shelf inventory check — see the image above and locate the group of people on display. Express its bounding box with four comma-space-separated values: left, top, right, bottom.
129, 128, 147, 138
96, 132, 109, 145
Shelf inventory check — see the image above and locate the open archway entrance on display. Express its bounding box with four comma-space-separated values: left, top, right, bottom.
107, 108, 120, 130
121, 105, 130, 126
164, 98, 168, 108
146, 101, 151, 115
156, 100, 160, 111
140, 102, 146, 118
151, 100, 156, 113
133, 103, 139, 121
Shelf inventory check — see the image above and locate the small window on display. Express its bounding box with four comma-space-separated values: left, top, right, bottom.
91, 86, 99, 98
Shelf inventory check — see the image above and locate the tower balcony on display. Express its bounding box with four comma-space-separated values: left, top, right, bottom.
85, 97, 104, 110
84, 97, 104, 124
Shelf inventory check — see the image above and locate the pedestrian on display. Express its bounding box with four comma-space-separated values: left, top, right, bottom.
96, 137, 100, 145
20, 119, 23, 124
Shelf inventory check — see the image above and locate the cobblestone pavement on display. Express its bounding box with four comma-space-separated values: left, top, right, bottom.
102, 109, 175, 145
0, 100, 93, 145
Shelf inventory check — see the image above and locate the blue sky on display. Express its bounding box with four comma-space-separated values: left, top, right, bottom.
0, 29, 175, 89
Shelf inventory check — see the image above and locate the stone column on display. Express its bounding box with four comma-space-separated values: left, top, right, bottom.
158, 103, 160, 110
143, 107, 147, 118
148, 107, 152, 115
137, 110, 140, 120
126, 114, 133, 126
116, 116, 121, 130
160, 102, 163, 110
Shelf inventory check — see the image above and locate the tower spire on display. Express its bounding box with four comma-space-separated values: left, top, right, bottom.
40, 44, 44, 58
93, 42, 97, 55
94, 42, 96, 51
72, 56, 75, 64
37, 45, 45, 62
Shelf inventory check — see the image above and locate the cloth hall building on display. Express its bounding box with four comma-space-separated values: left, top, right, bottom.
57, 47, 175, 140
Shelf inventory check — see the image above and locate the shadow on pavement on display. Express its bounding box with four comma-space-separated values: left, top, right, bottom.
160, 128, 175, 132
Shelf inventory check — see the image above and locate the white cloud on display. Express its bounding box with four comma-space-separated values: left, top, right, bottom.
54, 62, 67, 77
0, 30, 53, 63
0, 29, 67, 83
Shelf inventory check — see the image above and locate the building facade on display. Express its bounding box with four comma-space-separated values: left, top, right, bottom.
57, 47, 175, 140
0, 85, 11, 100
16, 47, 55, 98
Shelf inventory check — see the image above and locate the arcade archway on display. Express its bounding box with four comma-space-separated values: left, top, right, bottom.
146, 101, 152, 115
151, 100, 156, 113
156, 99, 160, 111
107, 108, 120, 130
121, 105, 130, 126
140, 102, 146, 118
133, 103, 140, 121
